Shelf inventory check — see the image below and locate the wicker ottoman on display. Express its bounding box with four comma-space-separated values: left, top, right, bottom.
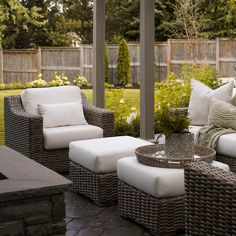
117, 156, 230, 236
69, 136, 150, 206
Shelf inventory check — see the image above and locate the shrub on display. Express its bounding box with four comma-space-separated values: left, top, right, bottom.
116, 39, 131, 86
105, 88, 140, 136
48, 73, 71, 87
26, 73, 48, 88
0, 82, 25, 90
155, 63, 222, 111
73, 75, 92, 88
105, 44, 109, 83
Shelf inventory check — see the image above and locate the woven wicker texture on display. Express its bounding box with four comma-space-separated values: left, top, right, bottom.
118, 180, 185, 236
166, 133, 194, 160
185, 161, 236, 236
136, 144, 215, 168
69, 161, 118, 206
216, 154, 236, 173
4, 92, 114, 172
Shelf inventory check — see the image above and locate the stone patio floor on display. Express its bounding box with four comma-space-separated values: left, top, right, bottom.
65, 191, 185, 236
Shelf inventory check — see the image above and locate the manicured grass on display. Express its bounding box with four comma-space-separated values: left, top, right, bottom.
0, 89, 140, 145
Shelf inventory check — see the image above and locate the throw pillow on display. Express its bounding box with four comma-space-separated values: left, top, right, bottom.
38, 102, 87, 128
208, 98, 236, 130
188, 79, 234, 125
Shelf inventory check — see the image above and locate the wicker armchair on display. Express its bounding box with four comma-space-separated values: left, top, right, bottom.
4, 92, 114, 172
185, 162, 236, 236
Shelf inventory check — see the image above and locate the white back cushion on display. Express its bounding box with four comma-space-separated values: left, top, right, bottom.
38, 102, 87, 128
188, 79, 234, 125
21, 86, 82, 116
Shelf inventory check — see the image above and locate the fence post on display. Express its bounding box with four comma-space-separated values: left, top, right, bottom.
167, 39, 172, 75
80, 45, 84, 77
37, 47, 42, 74
216, 38, 220, 72
0, 50, 3, 83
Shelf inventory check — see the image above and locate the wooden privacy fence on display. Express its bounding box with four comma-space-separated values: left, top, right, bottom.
0, 38, 236, 84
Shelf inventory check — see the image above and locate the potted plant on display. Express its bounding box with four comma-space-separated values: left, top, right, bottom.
155, 107, 194, 160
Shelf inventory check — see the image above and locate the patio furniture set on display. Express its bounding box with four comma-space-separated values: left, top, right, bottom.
3, 85, 236, 235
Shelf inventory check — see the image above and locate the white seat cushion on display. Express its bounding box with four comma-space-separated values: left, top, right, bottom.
44, 125, 103, 150
69, 136, 151, 173
117, 156, 230, 198
21, 86, 82, 116
216, 133, 236, 158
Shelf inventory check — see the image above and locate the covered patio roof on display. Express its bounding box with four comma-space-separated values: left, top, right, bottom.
92, 0, 155, 140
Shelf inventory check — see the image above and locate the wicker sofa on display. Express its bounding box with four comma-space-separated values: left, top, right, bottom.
185, 161, 236, 235
4, 89, 114, 173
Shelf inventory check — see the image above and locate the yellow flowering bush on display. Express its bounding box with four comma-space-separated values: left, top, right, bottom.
48, 73, 71, 87
26, 73, 48, 88
73, 75, 92, 88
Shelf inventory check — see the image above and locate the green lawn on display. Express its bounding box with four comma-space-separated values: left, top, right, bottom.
0, 89, 140, 145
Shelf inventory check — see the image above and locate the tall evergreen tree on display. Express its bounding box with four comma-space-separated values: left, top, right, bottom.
116, 39, 131, 86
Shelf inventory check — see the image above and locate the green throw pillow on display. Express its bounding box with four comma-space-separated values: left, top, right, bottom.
208, 97, 236, 129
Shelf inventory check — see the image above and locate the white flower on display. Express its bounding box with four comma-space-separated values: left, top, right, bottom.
126, 112, 137, 124
119, 99, 125, 104
131, 107, 136, 112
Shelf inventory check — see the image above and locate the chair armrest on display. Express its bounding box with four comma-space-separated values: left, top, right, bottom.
185, 161, 236, 185
81, 92, 114, 137
4, 95, 44, 157
184, 161, 236, 234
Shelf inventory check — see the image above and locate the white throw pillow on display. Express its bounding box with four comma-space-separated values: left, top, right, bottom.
38, 102, 87, 128
188, 79, 234, 125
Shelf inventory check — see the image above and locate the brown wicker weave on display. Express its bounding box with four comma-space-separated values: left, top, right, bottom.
69, 161, 118, 206
4, 92, 114, 173
173, 107, 236, 172
118, 180, 185, 236
216, 154, 236, 173
185, 161, 236, 236
136, 144, 215, 168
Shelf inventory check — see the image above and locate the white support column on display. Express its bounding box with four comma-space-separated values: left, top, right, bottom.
93, 0, 105, 108
140, 0, 155, 139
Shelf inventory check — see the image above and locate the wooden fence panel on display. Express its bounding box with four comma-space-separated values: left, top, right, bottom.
155, 43, 168, 82
2, 38, 236, 85
82, 46, 93, 83
41, 47, 81, 82
169, 39, 216, 74
3, 50, 38, 84
218, 38, 236, 77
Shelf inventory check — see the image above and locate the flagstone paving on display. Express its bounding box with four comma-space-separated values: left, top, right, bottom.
65, 191, 185, 236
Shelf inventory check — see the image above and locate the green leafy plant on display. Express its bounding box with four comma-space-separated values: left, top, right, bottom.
48, 73, 71, 87
73, 75, 92, 88
116, 39, 131, 86
155, 106, 190, 138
